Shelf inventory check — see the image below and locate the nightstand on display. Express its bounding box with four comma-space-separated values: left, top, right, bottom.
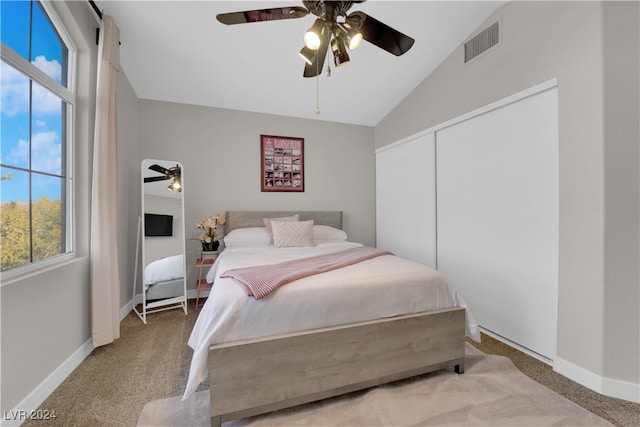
195, 254, 217, 309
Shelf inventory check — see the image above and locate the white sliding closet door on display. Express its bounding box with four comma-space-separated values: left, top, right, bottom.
436, 87, 559, 360
376, 133, 436, 267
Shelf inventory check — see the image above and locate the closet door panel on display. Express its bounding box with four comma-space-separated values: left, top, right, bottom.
436, 88, 559, 360
376, 133, 436, 267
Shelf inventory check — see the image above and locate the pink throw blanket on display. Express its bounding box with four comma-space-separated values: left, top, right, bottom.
220, 246, 393, 299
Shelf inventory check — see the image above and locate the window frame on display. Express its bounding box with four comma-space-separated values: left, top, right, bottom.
0, 0, 77, 283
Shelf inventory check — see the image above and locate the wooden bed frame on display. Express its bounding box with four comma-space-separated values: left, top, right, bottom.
207, 211, 467, 426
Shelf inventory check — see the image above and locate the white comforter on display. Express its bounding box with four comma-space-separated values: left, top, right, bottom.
183, 241, 480, 400
143, 254, 183, 286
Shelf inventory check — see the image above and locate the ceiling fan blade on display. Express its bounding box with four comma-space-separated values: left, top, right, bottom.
148, 164, 170, 175
347, 11, 415, 56
217, 6, 308, 25
144, 175, 170, 183
303, 29, 331, 78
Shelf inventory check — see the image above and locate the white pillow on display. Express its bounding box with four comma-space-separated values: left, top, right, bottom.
223, 227, 271, 248
263, 214, 299, 242
272, 220, 316, 248
313, 225, 348, 242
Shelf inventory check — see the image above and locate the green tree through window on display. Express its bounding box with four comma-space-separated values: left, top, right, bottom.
1, 1, 73, 272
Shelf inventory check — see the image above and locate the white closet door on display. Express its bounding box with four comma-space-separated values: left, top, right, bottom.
376, 133, 436, 267
436, 88, 559, 360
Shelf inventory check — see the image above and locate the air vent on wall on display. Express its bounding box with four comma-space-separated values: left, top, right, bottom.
464, 21, 500, 63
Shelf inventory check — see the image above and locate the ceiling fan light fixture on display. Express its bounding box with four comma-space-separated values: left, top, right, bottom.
339, 24, 362, 50
167, 174, 182, 192
304, 19, 325, 50
346, 30, 362, 50
298, 46, 316, 65
218, 3, 415, 79
331, 35, 350, 67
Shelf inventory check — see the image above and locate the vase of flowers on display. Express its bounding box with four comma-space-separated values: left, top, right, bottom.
196, 212, 226, 253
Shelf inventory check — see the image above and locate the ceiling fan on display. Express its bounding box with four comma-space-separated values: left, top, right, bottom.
216, 1, 415, 77
144, 164, 182, 192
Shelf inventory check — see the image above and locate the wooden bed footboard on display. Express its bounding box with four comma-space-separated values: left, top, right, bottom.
207, 307, 466, 426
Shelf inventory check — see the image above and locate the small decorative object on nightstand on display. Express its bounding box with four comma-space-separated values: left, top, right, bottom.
195, 252, 217, 310
196, 213, 225, 252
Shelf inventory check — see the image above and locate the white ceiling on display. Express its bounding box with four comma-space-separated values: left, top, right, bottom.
95, 1, 505, 126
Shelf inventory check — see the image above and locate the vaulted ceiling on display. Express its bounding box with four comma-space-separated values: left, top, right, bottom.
94, 1, 505, 126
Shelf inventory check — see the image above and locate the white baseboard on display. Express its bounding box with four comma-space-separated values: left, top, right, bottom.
554, 356, 640, 404
482, 327, 640, 404
120, 299, 133, 321
1, 339, 94, 427
187, 289, 208, 300
480, 327, 553, 365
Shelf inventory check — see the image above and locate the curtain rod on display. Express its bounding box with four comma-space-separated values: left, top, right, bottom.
89, 0, 102, 20
88, 0, 122, 46
89, 0, 102, 45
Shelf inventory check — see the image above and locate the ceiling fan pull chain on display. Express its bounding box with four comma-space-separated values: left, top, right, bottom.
315, 55, 321, 114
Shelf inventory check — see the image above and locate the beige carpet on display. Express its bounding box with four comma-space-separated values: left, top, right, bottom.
137, 343, 613, 427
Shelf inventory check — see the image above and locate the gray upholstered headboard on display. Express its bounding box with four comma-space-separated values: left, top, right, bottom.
225, 211, 343, 233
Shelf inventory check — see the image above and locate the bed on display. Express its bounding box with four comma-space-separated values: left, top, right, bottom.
133, 253, 187, 324
143, 254, 185, 299
184, 211, 479, 426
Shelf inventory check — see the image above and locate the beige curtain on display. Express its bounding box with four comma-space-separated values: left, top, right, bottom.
91, 14, 121, 347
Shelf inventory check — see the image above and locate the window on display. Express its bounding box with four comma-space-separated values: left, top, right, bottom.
1, 1, 75, 274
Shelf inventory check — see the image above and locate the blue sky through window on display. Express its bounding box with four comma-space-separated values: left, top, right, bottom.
1, 0, 66, 203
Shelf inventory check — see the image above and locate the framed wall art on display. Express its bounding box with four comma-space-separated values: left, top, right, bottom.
260, 134, 304, 192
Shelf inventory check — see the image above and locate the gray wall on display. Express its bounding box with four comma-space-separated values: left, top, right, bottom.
137, 100, 376, 291
601, 1, 640, 384
375, 0, 639, 390
116, 69, 141, 309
